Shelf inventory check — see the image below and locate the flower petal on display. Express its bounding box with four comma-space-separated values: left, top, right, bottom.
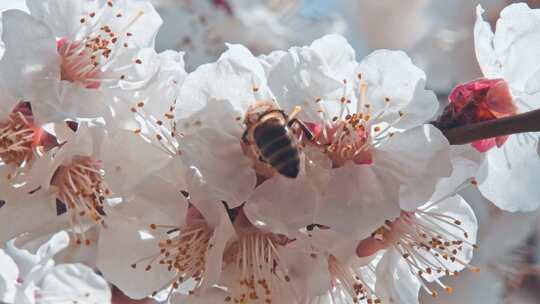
375, 124, 452, 210
0, 10, 59, 108
243, 175, 320, 234
0, 249, 18, 303
474, 5, 501, 79
177, 44, 269, 120
375, 250, 422, 304
39, 263, 111, 304
477, 133, 540, 212
358, 50, 438, 128
315, 164, 400, 239
181, 127, 255, 208
97, 214, 175, 299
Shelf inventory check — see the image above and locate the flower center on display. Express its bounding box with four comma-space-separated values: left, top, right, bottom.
132, 222, 213, 296
57, 38, 103, 89
223, 232, 293, 303
327, 255, 380, 304
320, 114, 373, 168
312, 79, 404, 168
50, 156, 109, 245
0, 104, 46, 179
57, 8, 145, 89
371, 212, 477, 297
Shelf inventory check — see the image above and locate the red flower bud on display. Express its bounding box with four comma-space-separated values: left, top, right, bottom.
436, 78, 517, 152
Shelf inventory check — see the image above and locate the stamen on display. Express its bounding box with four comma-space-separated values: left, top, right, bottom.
50, 156, 109, 244
0, 106, 46, 179
132, 223, 213, 295
57, 6, 146, 88
327, 255, 380, 304
129, 100, 179, 157
384, 206, 479, 292
223, 232, 295, 303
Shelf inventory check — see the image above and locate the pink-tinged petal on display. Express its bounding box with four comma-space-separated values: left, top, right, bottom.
304, 121, 323, 140
485, 80, 517, 118
471, 138, 497, 153
212, 0, 233, 15
356, 237, 387, 258
495, 135, 509, 147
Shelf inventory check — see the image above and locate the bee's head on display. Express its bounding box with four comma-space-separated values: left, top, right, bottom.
243, 100, 280, 126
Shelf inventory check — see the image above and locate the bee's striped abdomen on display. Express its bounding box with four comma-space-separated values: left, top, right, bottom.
253, 118, 300, 178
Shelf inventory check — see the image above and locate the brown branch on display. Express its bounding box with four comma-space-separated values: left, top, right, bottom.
438, 108, 540, 145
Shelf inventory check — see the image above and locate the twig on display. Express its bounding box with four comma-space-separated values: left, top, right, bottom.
439, 108, 540, 145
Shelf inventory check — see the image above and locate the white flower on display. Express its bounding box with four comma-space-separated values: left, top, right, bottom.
420, 188, 540, 304
0, 121, 167, 247
0, 0, 163, 123
352, 157, 480, 304
373, 194, 478, 301
114, 49, 187, 130
303, 185, 478, 304
97, 189, 235, 300
473, 4, 540, 212
0, 102, 60, 195
0, 231, 111, 304
197, 210, 330, 304
246, 35, 451, 238
303, 227, 381, 304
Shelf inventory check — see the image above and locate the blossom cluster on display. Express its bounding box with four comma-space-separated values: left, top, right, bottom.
0, 1, 539, 304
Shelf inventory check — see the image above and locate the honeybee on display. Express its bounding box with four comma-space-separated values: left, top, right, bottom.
242, 102, 313, 178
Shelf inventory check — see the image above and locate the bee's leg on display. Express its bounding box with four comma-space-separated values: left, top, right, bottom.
288, 118, 314, 141
241, 129, 249, 144
288, 106, 302, 121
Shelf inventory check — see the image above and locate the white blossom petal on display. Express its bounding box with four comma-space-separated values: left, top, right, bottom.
478, 133, 540, 212
0, 249, 19, 303
315, 164, 400, 239
177, 44, 269, 120
97, 215, 175, 299
375, 124, 452, 210
474, 5, 502, 80
358, 50, 439, 128
0, 10, 58, 106
38, 263, 111, 304
243, 175, 320, 234
375, 250, 421, 304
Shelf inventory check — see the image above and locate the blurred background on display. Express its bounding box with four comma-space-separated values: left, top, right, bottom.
0, 0, 538, 303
